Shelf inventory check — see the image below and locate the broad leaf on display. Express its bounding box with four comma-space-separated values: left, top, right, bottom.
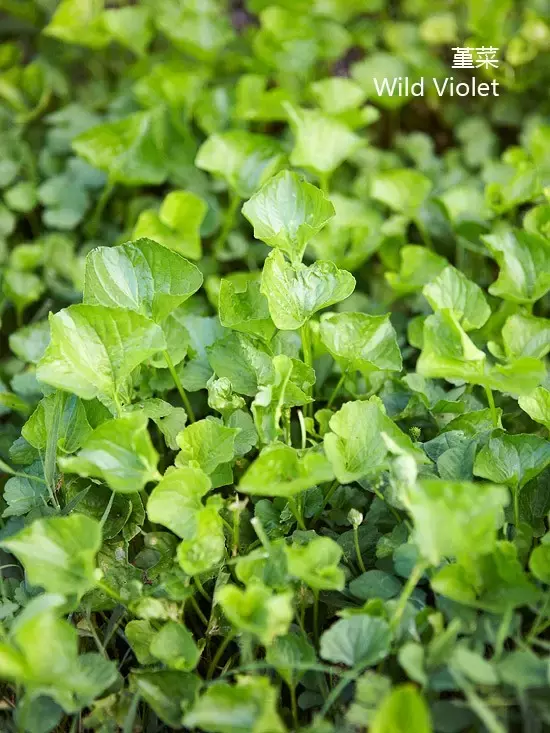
386, 246, 447, 296
175, 417, 239, 485
60, 414, 160, 493
474, 432, 550, 491
195, 131, 285, 198
423, 266, 491, 331
207, 331, 274, 396
482, 229, 550, 304
320, 616, 392, 667
218, 583, 294, 646
501, 314, 550, 360
370, 685, 433, 733
147, 466, 211, 538
324, 397, 428, 485
285, 536, 345, 591
242, 170, 335, 264
261, 250, 355, 330
37, 304, 165, 412
84, 238, 203, 322
519, 387, 550, 430
218, 278, 276, 342
149, 621, 200, 671
22, 392, 92, 454
371, 169, 433, 216
319, 312, 402, 375
1, 515, 101, 597
133, 191, 208, 260
239, 443, 334, 497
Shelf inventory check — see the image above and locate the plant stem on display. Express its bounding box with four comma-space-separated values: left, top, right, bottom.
288, 497, 306, 530
215, 191, 241, 252
513, 488, 520, 530
122, 691, 140, 733
312, 479, 340, 525
390, 560, 427, 631
97, 580, 125, 607
289, 685, 299, 729
300, 322, 313, 417
88, 179, 115, 237
100, 491, 115, 527
194, 575, 211, 603
327, 370, 347, 408
189, 595, 208, 627
44, 390, 62, 510
163, 350, 195, 422
207, 633, 234, 680
414, 215, 432, 249
318, 172, 331, 195
313, 590, 320, 646
353, 526, 367, 574
484, 385, 498, 427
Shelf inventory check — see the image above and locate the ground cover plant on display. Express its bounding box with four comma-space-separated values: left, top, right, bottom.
0, 0, 549, 731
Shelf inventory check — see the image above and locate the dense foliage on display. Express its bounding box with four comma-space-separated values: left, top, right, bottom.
0, 0, 550, 731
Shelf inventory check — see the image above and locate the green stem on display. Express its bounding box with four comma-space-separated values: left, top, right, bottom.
122, 691, 140, 733
164, 350, 195, 422
300, 322, 314, 417
189, 595, 208, 627
312, 479, 340, 525
289, 685, 299, 729
353, 526, 367, 574
327, 370, 347, 408
207, 633, 235, 680
313, 589, 320, 647
414, 215, 432, 249
215, 191, 241, 252
97, 580, 125, 607
88, 178, 115, 237
318, 172, 331, 195
194, 575, 211, 604
100, 491, 115, 528
484, 385, 499, 427
288, 497, 306, 530
513, 488, 520, 529
44, 390, 62, 509
390, 560, 427, 631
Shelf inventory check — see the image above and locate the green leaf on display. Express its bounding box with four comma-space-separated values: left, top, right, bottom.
519, 387, 550, 430
102, 6, 153, 56
208, 332, 273, 397
239, 443, 334, 498
36, 304, 165, 412
59, 414, 160, 494
371, 169, 433, 216
176, 417, 238, 483
218, 278, 276, 342
195, 131, 285, 198
482, 229, 550, 304
73, 108, 168, 185
2, 463, 47, 518
423, 266, 491, 331
125, 619, 156, 665
403, 479, 509, 565
242, 170, 335, 264
349, 570, 403, 602
386, 246, 447, 296
285, 536, 345, 591
43, 0, 107, 49
319, 312, 402, 375
149, 621, 200, 671
529, 544, 550, 584
147, 466, 212, 538
285, 104, 361, 176
1, 515, 101, 597
22, 392, 92, 454
9, 320, 50, 364
370, 685, 433, 733
473, 432, 550, 491
133, 191, 208, 260
184, 676, 286, 733
261, 250, 355, 330
265, 632, 316, 688
218, 583, 294, 646
320, 615, 392, 667
352, 53, 409, 110
324, 397, 428, 485
3, 270, 45, 317
252, 354, 295, 445
84, 238, 203, 322
501, 313, 550, 360
130, 670, 200, 728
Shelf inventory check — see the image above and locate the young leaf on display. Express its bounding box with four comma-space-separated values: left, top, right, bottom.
147, 466, 212, 539
217, 583, 294, 646
149, 621, 200, 671
285, 104, 361, 176
73, 108, 168, 185
319, 312, 402, 375
519, 387, 550, 430
176, 501, 225, 576
501, 313, 550, 360
207, 331, 274, 396
175, 417, 239, 484
1, 515, 101, 597
239, 443, 334, 498
370, 685, 433, 733
385, 246, 447, 296
218, 278, 276, 342
371, 169, 433, 216
261, 250, 355, 330
184, 676, 286, 733
242, 170, 335, 264
474, 432, 550, 491
195, 130, 285, 198
133, 191, 208, 260
320, 616, 392, 667
252, 354, 295, 444
285, 536, 345, 591
84, 238, 203, 322
36, 304, 165, 412
22, 392, 92, 454
423, 266, 491, 331
59, 414, 160, 494
482, 229, 550, 304
265, 632, 316, 689
44, 0, 107, 49
403, 479, 508, 565
324, 397, 428, 485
